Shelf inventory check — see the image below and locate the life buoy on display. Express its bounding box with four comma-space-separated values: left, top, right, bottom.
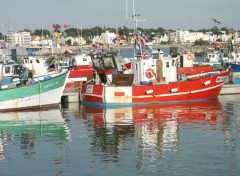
145, 68, 155, 79
187, 55, 192, 60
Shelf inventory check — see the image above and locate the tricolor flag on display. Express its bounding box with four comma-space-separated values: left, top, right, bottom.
64, 24, 70, 28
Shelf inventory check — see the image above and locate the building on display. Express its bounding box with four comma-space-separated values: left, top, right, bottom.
175, 29, 217, 44
65, 36, 86, 46
6, 31, 31, 46
31, 35, 53, 47
100, 31, 116, 45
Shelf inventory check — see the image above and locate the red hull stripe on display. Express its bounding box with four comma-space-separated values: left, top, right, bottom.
114, 92, 125, 96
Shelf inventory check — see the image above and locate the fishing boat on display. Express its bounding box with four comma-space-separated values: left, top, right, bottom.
80, 47, 231, 106
0, 61, 69, 111
63, 52, 94, 90
26, 51, 93, 90
193, 48, 226, 70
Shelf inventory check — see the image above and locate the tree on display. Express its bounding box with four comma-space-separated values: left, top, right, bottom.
33, 29, 51, 37
211, 26, 222, 35
156, 27, 166, 34
193, 39, 209, 46
65, 28, 78, 37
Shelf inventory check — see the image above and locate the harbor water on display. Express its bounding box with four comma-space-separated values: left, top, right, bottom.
1, 48, 240, 176
0, 95, 239, 176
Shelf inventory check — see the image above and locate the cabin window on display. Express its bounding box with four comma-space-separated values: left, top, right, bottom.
83, 58, 87, 61
166, 62, 169, 68
172, 60, 175, 66
36, 60, 40, 63
5, 67, 11, 74
30, 61, 32, 63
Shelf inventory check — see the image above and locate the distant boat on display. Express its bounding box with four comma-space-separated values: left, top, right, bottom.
193, 49, 226, 70
20, 51, 94, 90
63, 52, 94, 89
0, 62, 69, 111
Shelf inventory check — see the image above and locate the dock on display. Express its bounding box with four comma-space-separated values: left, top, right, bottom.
62, 92, 79, 103
220, 84, 240, 95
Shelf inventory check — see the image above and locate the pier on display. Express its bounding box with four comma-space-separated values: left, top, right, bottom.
220, 84, 240, 95
62, 92, 79, 103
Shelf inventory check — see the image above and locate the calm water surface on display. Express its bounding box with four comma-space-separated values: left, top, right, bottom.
0, 95, 239, 175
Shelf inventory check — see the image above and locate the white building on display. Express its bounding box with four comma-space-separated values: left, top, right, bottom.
100, 31, 116, 45
65, 36, 86, 46
175, 29, 218, 43
21, 32, 31, 45
31, 36, 53, 46
7, 31, 31, 46
154, 34, 169, 44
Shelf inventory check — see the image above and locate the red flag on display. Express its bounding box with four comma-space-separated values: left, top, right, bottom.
52, 24, 57, 28
52, 24, 61, 28
64, 24, 70, 28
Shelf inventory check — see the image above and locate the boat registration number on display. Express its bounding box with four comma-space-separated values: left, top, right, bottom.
216, 76, 226, 82
86, 85, 94, 93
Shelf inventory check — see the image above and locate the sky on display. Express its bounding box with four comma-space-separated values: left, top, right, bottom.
0, 0, 240, 33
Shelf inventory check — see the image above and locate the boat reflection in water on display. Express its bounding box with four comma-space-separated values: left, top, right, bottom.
81, 98, 226, 161
0, 108, 71, 160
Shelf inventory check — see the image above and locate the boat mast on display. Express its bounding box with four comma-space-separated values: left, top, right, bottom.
40, 18, 44, 55
126, 0, 146, 58
77, 24, 83, 55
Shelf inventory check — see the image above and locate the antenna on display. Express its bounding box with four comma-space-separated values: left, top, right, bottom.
125, 0, 130, 22
126, 0, 146, 31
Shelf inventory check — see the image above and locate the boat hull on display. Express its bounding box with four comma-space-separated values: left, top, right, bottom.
228, 63, 240, 72
80, 69, 230, 106
0, 70, 69, 111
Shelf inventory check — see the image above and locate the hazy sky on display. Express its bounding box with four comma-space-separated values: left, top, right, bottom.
0, 0, 239, 32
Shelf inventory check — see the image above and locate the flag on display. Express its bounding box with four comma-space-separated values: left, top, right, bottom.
52, 24, 57, 28
64, 24, 70, 28
134, 39, 142, 52
52, 24, 61, 29
54, 31, 60, 37
62, 31, 67, 37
